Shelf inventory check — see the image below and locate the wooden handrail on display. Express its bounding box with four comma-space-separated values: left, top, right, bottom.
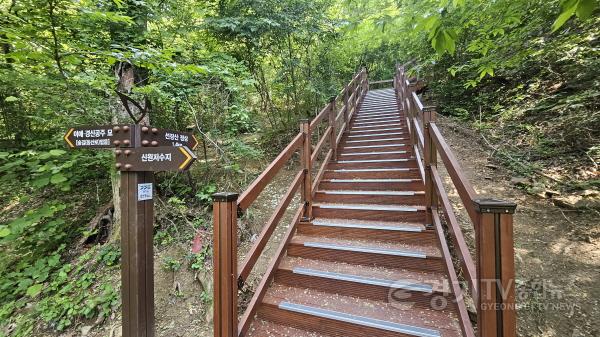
431, 166, 477, 298
396, 65, 517, 337
237, 170, 303, 282
213, 67, 367, 337
237, 132, 303, 211
431, 210, 476, 337
429, 123, 478, 225
238, 206, 303, 336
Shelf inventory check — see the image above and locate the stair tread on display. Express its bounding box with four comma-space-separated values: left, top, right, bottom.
290, 235, 441, 258
314, 203, 425, 212
280, 257, 448, 292
247, 319, 330, 337
311, 217, 426, 232
317, 189, 424, 195
262, 284, 462, 336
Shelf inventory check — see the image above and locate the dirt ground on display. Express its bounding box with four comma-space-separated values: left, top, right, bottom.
436, 117, 600, 337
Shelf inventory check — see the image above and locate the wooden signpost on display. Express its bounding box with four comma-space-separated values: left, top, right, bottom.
64, 124, 197, 337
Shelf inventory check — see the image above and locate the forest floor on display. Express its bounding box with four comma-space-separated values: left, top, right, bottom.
437, 116, 600, 337
45, 117, 600, 337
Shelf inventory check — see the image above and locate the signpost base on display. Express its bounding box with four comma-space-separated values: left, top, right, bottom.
121, 171, 155, 337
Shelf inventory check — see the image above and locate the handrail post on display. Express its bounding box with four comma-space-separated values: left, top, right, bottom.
423, 107, 438, 226
328, 96, 337, 159
473, 199, 517, 337
407, 82, 418, 153
212, 192, 239, 337
300, 120, 313, 221
343, 84, 349, 122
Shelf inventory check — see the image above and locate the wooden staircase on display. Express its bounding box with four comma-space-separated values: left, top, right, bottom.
247, 88, 462, 337
212, 68, 517, 337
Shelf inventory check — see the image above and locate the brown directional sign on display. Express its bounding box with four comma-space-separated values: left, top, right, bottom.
115, 146, 197, 172
139, 126, 199, 150
64, 124, 135, 148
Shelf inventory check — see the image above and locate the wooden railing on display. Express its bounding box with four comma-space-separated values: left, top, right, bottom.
394, 65, 517, 337
212, 68, 369, 337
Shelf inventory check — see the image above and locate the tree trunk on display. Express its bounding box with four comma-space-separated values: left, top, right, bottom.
109, 62, 149, 243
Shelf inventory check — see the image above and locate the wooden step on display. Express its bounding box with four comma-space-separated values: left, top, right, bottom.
351, 122, 404, 130
340, 143, 411, 153
258, 285, 463, 337
298, 218, 434, 244
318, 178, 423, 191
348, 127, 405, 135
341, 144, 410, 153
322, 168, 420, 179
275, 259, 448, 306
247, 319, 330, 337
287, 236, 443, 271
345, 132, 407, 141
355, 111, 400, 119
340, 137, 410, 148
354, 115, 402, 123
312, 203, 426, 222
337, 150, 409, 161
329, 158, 418, 169
314, 189, 424, 205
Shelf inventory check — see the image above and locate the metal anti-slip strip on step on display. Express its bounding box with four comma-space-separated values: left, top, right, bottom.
316, 204, 419, 212
345, 137, 407, 143
330, 167, 410, 172
312, 219, 423, 232
353, 120, 401, 126
349, 128, 404, 134
358, 109, 398, 114
340, 151, 407, 156
337, 158, 408, 163
347, 132, 405, 138
302, 242, 427, 259
352, 122, 402, 129
344, 143, 406, 149
292, 268, 432, 292
318, 190, 420, 196
356, 110, 398, 116
278, 302, 440, 337
324, 178, 415, 183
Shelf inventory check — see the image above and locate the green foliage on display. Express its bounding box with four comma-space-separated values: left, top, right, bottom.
162, 256, 182, 272
552, 0, 598, 31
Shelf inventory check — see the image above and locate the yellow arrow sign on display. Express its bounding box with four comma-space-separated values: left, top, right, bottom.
178, 146, 195, 170
64, 128, 75, 148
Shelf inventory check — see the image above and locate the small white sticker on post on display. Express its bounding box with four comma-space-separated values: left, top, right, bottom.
138, 183, 153, 201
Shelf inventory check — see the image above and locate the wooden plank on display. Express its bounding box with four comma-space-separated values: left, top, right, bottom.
411, 91, 424, 112
213, 192, 239, 337
500, 214, 517, 337
431, 166, 477, 298
329, 98, 338, 159
476, 212, 498, 337
432, 210, 476, 337
430, 123, 478, 224
238, 170, 303, 282
300, 121, 313, 220
120, 171, 155, 337
238, 133, 303, 211
238, 207, 303, 337
413, 144, 425, 183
